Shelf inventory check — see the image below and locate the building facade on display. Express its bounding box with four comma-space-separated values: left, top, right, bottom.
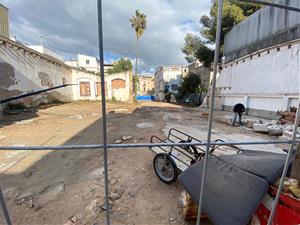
71, 69, 132, 102
65, 54, 113, 74
214, 0, 300, 119
138, 75, 154, 96
154, 65, 188, 101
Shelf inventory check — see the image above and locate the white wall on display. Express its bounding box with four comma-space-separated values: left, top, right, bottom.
216, 42, 300, 116
78, 54, 99, 73
71, 69, 131, 102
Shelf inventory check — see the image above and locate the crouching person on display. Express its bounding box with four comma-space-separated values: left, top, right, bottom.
232, 103, 245, 126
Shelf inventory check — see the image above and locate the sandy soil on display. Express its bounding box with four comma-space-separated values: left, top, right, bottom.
0, 101, 284, 225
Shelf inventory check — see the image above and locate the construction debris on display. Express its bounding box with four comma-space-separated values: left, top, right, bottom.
253, 123, 269, 133
278, 108, 299, 125
115, 136, 133, 144
114, 139, 122, 144
16, 191, 35, 204
274, 178, 300, 199
179, 191, 198, 220
121, 136, 132, 141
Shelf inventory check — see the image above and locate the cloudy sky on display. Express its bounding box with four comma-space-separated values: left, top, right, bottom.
1, 0, 211, 73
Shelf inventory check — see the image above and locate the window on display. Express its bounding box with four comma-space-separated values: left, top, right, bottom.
80, 82, 91, 96
86, 59, 90, 65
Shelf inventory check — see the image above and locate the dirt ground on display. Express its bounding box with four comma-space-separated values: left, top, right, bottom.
0, 101, 285, 225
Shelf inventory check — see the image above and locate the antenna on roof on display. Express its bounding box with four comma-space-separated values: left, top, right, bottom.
40, 36, 44, 47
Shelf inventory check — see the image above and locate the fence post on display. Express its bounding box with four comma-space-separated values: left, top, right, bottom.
0, 185, 12, 225
0, 104, 4, 121
196, 0, 223, 225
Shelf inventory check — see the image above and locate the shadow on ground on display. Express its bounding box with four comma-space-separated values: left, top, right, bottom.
0, 104, 201, 225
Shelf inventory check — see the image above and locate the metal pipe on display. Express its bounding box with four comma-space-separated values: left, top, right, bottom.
0, 185, 12, 225
97, 0, 110, 224
0, 84, 75, 104
196, 0, 223, 224
238, 0, 300, 13
266, 94, 300, 224
0, 139, 297, 150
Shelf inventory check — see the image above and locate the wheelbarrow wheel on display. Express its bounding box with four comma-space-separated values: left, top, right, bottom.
153, 153, 178, 184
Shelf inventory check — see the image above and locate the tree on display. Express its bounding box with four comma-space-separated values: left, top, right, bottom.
130, 10, 147, 96
182, 0, 262, 67
181, 34, 202, 63
107, 58, 133, 74
180, 72, 202, 95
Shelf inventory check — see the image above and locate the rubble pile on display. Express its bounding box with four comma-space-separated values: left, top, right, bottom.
274, 178, 300, 199
278, 107, 299, 126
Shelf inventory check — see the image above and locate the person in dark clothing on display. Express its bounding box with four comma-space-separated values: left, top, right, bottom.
232, 103, 245, 126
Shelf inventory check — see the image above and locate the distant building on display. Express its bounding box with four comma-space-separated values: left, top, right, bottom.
138, 75, 154, 96
0, 4, 9, 38
28, 45, 64, 61
65, 54, 113, 74
188, 60, 211, 91
154, 65, 188, 101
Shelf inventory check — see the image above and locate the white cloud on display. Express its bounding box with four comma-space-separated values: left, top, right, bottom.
1, 0, 210, 72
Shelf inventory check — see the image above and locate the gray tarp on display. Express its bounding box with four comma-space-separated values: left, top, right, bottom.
178, 151, 286, 225
218, 150, 286, 184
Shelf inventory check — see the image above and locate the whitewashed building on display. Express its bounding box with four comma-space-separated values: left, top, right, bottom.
0, 36, 132, 108
214, 0, 300, 119
65, 54, 113, 74
154, 65, 188, 101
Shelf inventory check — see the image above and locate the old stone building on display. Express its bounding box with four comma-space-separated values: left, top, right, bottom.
154, 65, 188, 101
188, 60, 211, 91
138, 75, 154, 96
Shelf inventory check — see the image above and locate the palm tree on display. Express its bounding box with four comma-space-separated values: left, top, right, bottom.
130, 10, 147, 96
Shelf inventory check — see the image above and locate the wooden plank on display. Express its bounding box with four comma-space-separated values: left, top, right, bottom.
178, 191, 209, 221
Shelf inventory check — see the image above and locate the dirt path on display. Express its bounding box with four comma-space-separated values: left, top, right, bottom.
0, 101, 282, 225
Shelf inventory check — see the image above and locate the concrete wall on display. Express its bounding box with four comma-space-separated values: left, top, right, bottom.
0, 36, 73, 107
215, 41, 300, 119
224, 0, 300, 63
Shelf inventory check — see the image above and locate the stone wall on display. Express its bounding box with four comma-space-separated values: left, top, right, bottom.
0, 36, 72, 107
0, 36, 132, 110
